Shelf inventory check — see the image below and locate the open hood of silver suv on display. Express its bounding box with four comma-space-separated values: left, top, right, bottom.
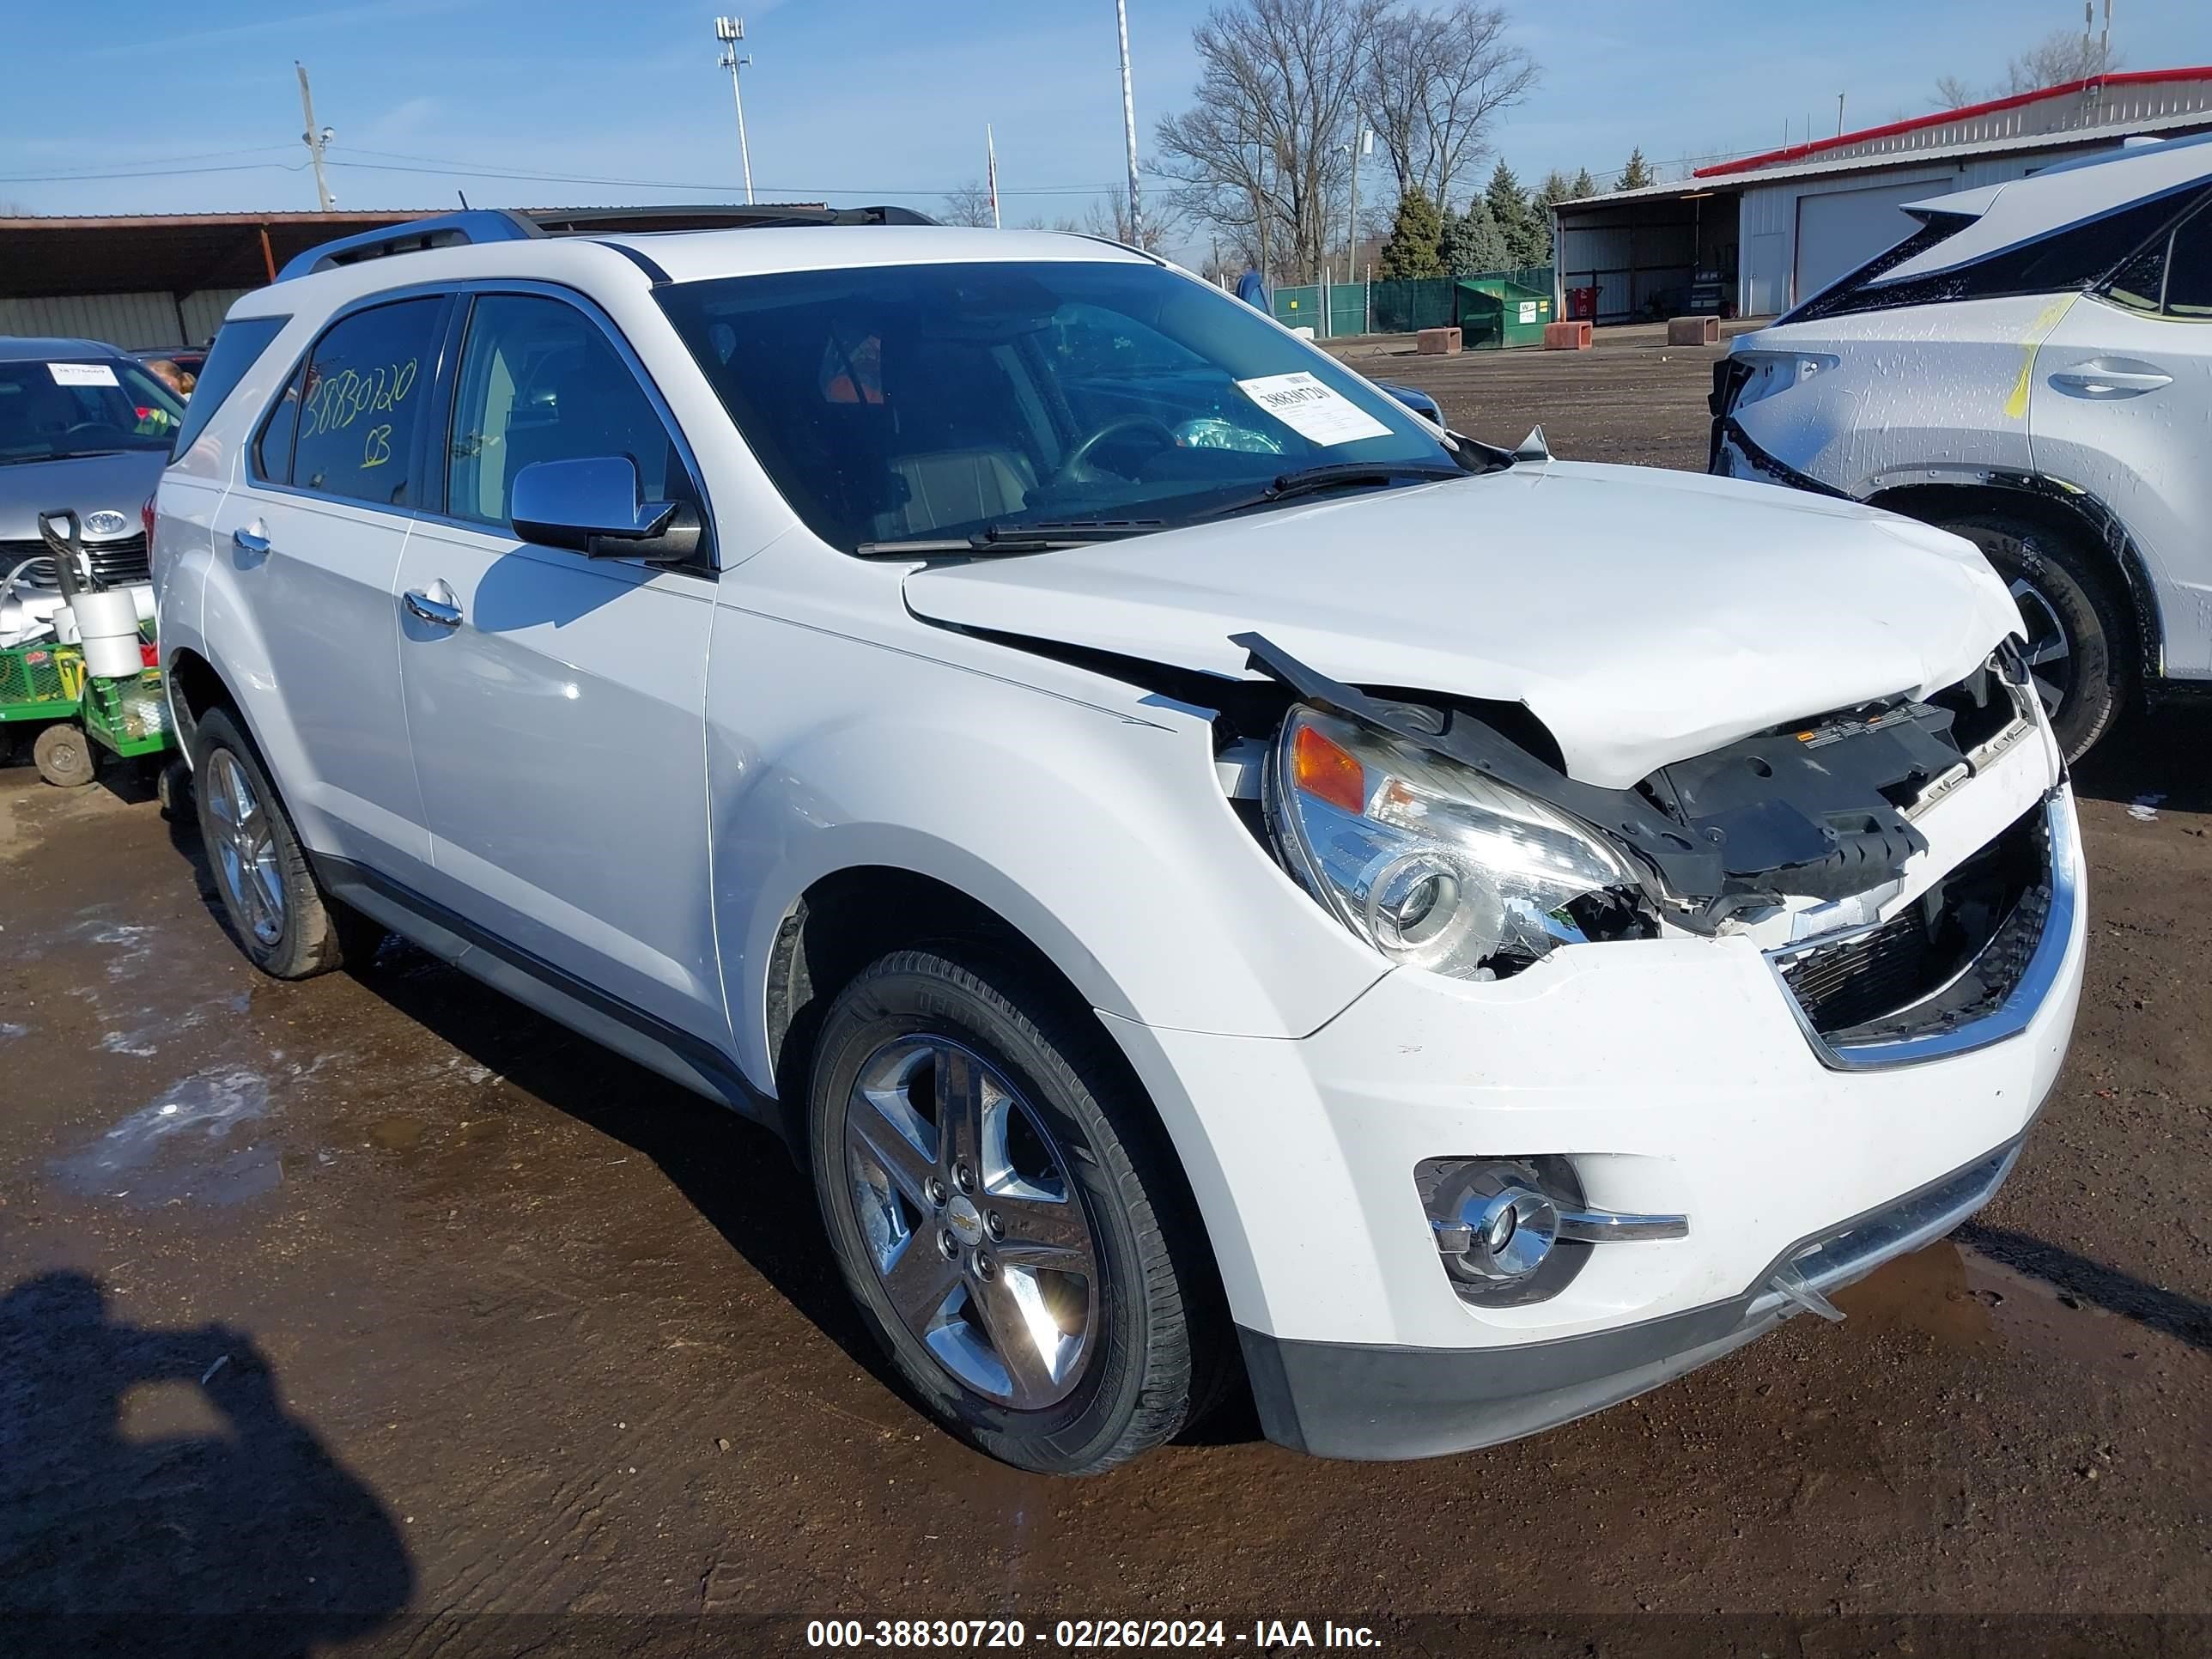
903, 460, 2021, 788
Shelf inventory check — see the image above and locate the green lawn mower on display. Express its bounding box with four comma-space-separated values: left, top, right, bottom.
0, 509, 177, 788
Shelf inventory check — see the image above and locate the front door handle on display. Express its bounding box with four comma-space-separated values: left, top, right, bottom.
2048, 359, 2173, 398
232, 525, 270, 556
403, 580, 463, 628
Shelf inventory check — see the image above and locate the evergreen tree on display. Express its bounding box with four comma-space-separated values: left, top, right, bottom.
1571, 167, 1597, 198
1376, 185, 1446, 279
1484, 161, 1535, 265
1619, 147, 1656, 189
1437, 200, 1510, 276
1525, 171, 1577, 265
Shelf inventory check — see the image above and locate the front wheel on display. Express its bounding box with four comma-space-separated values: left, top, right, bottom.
808, 948, 1222, 1474
1940, 512, 2134, 762
32, 722, 96, 788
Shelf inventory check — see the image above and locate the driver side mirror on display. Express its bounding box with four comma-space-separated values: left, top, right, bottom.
509, 456, 702, 564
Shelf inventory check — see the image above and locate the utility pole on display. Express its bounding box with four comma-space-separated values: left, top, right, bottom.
295, 62, 335, 212
1346, 125, 1370, 283
987, 125, 1001, 229
1115, 0, 1143, 248
1836, 92, 1846, 137
714, 17, 755, 204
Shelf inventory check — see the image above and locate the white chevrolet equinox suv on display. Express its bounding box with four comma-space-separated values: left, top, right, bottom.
155, 206, 2085, 1473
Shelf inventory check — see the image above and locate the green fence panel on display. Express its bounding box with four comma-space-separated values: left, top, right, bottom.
1328, 284, 1370, 337
1272, 285, 1322, 330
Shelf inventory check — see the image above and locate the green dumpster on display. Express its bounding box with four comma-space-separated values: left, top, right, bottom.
1454, 277, 1553, 349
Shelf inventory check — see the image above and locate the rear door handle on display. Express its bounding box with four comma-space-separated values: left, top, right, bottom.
2048, 360, 2173, 398
232, 526, 270, 555
403, 580, 463, 628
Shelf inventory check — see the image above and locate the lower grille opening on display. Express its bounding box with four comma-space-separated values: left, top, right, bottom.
1776, 802, 2051, 1045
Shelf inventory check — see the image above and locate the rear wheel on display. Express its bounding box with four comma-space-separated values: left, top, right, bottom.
808, 947, 1220, 1474
32, 722, 96, 788
1939, 511, 2133, 762
191, 706, 373, 980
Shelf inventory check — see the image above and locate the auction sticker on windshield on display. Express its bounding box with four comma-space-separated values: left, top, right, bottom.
1236, 372, 1391, 447
49, 362, 119, 387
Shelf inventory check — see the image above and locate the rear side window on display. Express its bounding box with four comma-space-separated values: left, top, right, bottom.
288, 297, 444, 507
167, 315, 287, 461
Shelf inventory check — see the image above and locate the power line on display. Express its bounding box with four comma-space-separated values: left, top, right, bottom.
0, 161, 307, 184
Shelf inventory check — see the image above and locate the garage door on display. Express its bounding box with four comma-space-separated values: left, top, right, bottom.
1794, 177, 1956, 304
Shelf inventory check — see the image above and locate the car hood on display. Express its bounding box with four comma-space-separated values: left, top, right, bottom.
0, 449, 166, 544
902, 460, 2021, 788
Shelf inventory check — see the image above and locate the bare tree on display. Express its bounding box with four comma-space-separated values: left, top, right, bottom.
939, 179, 997, 228
1934, 27, 2120, 107
1357, 2, 1538, 213
1084, 193, 1182, 255
1153, 0, 1389, 283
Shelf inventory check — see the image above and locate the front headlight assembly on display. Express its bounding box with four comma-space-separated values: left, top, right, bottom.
1266, 706, 1651, 980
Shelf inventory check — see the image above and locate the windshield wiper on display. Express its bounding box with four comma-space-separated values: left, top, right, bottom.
1181, 461, 1468, 524
854, 518, 1167, 558
1, 447, 131, 466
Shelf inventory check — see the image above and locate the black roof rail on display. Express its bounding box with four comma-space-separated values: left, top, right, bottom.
275, 203, 943, 283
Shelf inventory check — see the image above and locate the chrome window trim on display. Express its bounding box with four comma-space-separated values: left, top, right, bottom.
1765, 789, 2075, 1072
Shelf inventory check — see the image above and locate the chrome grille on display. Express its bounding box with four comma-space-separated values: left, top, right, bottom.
0, 535, 150, 591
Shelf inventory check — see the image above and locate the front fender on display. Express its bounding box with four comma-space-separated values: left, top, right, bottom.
705, 608, 1386, 1098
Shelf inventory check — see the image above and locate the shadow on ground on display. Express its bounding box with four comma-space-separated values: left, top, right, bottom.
0, 1272, 412, 1656
2072, 701, 2212, 815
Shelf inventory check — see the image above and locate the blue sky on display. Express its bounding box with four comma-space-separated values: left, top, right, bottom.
3, 0, 2205, 261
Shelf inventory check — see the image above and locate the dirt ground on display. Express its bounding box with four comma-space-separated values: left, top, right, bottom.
2, 325, 2207, 1658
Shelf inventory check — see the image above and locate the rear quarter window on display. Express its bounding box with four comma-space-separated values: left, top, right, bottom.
167, 315, 289, 462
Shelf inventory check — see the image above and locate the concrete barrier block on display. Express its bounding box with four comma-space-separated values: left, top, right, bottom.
1542, 320, 1593, 350
1668, 315, 1722, 345
1415, 326, 1462, 355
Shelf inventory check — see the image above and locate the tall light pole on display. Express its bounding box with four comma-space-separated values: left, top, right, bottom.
295, 61, 335, 212
714, 17, 755, 204
1115, 0, 1142, 247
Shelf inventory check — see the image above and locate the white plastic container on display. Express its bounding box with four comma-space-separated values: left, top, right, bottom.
72, 588, 145, 679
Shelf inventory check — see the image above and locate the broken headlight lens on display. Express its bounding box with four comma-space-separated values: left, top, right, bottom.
1267, 707, 1643, 981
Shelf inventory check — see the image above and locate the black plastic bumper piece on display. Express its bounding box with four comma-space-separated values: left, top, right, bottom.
1237, 1293, 1783, 1462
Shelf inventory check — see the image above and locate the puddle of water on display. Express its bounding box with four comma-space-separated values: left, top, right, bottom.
0, 1020, 27, 1040
368, 1115, 426, 1152
1833, 1240, 2122, 1370
49, 1066, 282, 1207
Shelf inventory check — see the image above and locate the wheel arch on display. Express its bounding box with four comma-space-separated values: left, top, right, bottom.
1865, 475, 2165, 683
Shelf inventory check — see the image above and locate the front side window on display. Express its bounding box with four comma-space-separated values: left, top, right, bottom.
658, 259, 1457, 552
2161, 202, 2212, 318
289, 297, 444, 507
0, 356, 184, 466
445, 294, 689, 527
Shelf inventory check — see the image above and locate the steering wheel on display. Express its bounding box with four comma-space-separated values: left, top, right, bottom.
1055, 415, 1179, 484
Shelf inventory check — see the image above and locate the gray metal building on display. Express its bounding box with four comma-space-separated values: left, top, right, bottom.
1553, 66, 2212, 325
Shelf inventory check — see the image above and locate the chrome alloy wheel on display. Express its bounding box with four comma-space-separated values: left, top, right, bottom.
2008, 575, 2075, 720
843, 1035, 1098, 1411
204, 749, 286, 945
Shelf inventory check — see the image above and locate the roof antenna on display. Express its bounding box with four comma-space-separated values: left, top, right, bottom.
458, 190, 471, 209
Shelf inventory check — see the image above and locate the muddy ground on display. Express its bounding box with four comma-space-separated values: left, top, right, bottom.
2, 325, 2206, 1658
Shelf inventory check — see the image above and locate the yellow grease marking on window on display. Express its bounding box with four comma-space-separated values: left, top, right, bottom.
361, 424, 394, 468
303, 357, 417, 441
2003, 294, 2079, 422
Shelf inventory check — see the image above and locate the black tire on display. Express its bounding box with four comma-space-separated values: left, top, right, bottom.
1941, 512, 2133, 762
32, 722, 97, 788
156, 757, 191, 821
808, 947, 1223, 1475
191, 706, 366, 980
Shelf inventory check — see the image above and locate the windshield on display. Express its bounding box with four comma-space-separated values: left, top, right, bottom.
0, 357, 185, 465
657, 258, 1462, 551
